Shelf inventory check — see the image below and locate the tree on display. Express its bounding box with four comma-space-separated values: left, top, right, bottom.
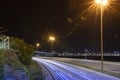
10, 37, 35, 65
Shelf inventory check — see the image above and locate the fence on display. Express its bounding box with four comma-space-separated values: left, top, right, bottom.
0, 36, 10, 49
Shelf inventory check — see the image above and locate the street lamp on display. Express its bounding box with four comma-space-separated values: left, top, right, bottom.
49, 36, 55, 53
96, 0, 108, 5
95, 0, 108, 71
36, 43, 40, 50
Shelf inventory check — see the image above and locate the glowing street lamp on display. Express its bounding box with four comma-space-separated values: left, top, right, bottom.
49, 36, 55, 53
36, 43, 40, 50
96, 0, 108, 5
95, 0, 108, 71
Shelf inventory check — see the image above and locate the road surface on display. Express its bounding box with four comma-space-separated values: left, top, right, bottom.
33, 57, 120, 80
39, 57, 120, 74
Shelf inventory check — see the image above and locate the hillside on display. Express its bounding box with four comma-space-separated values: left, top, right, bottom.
0, 49, 30, 80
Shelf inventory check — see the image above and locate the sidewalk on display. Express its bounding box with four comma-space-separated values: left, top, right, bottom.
78, 59, 120, 74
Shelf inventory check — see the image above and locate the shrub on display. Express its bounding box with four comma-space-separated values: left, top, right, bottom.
10, 37, 35, 65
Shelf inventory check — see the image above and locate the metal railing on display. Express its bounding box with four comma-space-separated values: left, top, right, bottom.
0, 36, 10, 49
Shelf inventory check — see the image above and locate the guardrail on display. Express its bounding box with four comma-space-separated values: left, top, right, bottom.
57, 53, 120, 56
55, 53, 120, 61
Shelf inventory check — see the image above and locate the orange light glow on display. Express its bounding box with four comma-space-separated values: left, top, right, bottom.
95, 0, 108, 6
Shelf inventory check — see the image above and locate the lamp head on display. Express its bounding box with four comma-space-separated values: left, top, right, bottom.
49, 36, 55, 41
95, 0, 108, 6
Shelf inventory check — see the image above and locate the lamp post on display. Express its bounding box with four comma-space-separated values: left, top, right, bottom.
36, 43, 40, 50
49, 36, 55, 53
95, 0, 108, 71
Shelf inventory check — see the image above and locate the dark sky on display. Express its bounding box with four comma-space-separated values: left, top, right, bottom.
0, 0, 120, 52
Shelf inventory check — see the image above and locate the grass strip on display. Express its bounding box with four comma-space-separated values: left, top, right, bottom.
56, 60, 120, 78
27, 61, 43, 80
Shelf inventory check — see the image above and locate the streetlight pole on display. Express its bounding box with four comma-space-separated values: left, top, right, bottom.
36, 43, 40, 51
51, 40, 53, 53
95, 0, 108, 71
49, 36, 55, 53
100, 4, 104, 71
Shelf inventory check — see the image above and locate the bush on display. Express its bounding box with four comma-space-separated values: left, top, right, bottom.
27, 61, 43, 80
10, 37, 35, 65
0, 50, 4, 79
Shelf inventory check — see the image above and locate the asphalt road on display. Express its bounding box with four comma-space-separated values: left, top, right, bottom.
33, 57, 120, 80
38, 57, 120, 74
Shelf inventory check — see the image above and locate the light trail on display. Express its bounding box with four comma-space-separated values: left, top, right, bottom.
33, 57, 120, 80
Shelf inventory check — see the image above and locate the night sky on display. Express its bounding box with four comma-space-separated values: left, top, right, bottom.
0, 0, 120, 53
